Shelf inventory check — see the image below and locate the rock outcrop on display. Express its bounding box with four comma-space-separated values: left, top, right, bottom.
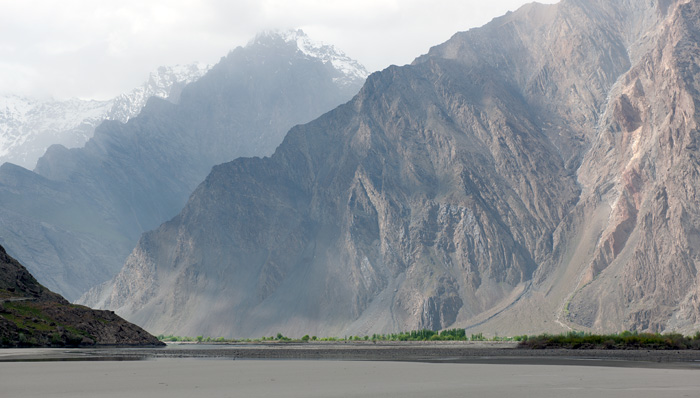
93, 0, 700, 338
0, 244, 162, 347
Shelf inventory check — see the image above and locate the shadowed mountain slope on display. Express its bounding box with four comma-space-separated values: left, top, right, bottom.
0, 31, 367, 300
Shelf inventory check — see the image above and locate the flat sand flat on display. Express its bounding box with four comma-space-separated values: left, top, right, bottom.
3, 358, 700, 398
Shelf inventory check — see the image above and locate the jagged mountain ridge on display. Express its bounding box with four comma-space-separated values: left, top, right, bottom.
88, 0, 700, 338
0, 64, 209, 169
0, 30, 367, 301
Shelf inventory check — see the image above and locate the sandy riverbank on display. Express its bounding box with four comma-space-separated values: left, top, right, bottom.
2, 357, 700, 398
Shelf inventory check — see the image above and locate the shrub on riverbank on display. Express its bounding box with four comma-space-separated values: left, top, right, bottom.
518, 331, 700, 350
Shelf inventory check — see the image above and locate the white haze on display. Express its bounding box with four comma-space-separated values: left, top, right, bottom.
0, 0, 559, 100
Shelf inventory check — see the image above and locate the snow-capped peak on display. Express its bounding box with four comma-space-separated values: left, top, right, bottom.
0, 62, 210, 169
106, 62, 210, 123
253, 29, 369, 87
0, 94, 112, 163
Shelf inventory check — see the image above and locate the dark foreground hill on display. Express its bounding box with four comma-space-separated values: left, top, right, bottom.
0, 245, 162, 347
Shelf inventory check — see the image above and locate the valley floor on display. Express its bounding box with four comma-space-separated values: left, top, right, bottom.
2, 353, 700, 398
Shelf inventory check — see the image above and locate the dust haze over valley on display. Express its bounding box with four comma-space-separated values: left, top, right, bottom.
3, 0, 700, 344
0, 29, 368, 301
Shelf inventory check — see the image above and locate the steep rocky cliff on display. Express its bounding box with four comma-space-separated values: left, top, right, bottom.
93, 0, 700, 337
0, 244, 162, 347
0, 31, 367, 300
564, 0, 700, 334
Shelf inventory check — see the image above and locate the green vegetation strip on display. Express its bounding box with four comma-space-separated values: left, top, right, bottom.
158, 330, 700, 350
158, 329, 521, 343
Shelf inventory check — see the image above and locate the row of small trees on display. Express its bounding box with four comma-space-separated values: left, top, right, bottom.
156, 329, 525, 343
158, 330, 700, 349
157, 335, 230, 342
158, 332, 305, 343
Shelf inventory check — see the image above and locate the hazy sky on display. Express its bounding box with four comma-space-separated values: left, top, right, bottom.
0, 0, 559, 100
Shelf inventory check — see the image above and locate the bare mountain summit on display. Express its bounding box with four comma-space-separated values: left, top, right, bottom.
90, 0, 700, 338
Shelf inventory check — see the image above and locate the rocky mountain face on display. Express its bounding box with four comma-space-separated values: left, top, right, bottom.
0, 64, 209, 169
564, 0, 700, 334
89, 0, 700, 338
0, 30, 367, 301
0, 244, 162, 347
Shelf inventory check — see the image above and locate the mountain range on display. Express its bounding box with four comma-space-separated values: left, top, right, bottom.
0, 63, 209, 169
0, 30, 368, 301
84, 0, 700, 338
